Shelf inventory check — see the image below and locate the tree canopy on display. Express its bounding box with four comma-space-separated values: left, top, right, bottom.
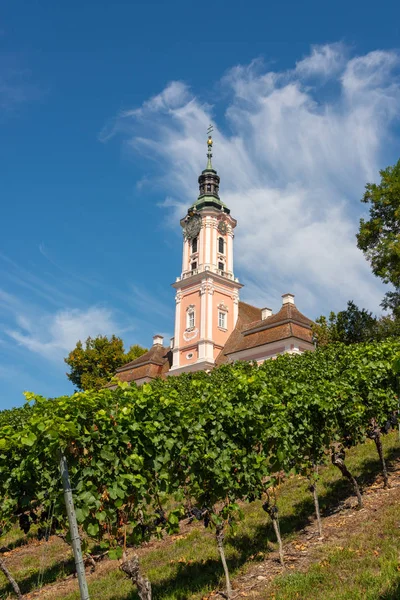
313, 301, 377, 346
357, 159, 400, 316
64, 335, 147, 391
314, 300, 400, 347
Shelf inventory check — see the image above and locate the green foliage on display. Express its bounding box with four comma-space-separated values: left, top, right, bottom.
0, 404, 32, 429
1, 340, 400, 586
357, 159, 400, 316
313, 300, 400, 346
313, 301, 377, 346
64, 335, 147, 391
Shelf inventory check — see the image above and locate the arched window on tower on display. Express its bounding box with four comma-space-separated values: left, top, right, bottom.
218, 237, 224, 254
191, 237, 198, 254
207, 184, 211, 192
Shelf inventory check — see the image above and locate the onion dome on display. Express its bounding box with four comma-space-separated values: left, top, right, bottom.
190, 125, 230, 214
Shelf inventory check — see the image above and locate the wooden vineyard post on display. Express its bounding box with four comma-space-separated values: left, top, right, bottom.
59, 450, 90, 600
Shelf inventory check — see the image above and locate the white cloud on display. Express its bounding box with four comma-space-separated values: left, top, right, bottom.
103, 44, 400, 316
295, 43, 346, 77
7, 307, 119, 361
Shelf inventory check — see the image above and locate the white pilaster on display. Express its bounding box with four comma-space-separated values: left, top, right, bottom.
182, 238, 188, 274
172, 291, 182, 368
207, 282, 213, 341
227, 229, 234, 274
205, 218, 211, 265
212, 222, 218, 268
232, 290, 239, 327
200, 282, 207, 340
198, 221, 205, 268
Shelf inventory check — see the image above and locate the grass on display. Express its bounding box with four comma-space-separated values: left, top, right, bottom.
1, 432, 400, 599
269, 498, 400, 599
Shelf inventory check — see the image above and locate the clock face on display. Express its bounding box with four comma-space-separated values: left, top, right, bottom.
184, 214, 202, 240
218, 220, 228, 234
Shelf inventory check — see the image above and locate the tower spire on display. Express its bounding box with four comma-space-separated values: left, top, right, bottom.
206, 124, 213, 170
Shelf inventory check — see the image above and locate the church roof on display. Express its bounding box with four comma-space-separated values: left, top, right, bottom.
215, 301, 313, 365
114, 344, 172, 384
111, 299, 313, 384
243, 302, 313, 333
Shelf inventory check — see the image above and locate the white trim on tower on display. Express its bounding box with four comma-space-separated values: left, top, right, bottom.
172, 292, 182, 368
205, 218, 211, 265
182, 238, 188, 273
227, 230, 233, 274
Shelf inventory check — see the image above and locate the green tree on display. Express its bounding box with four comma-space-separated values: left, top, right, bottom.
64, 335, 147, 391
357, 159, 400, 316
313, 301, 377, 346
373, 314, 400, 341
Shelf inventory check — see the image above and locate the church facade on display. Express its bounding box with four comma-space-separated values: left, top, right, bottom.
113, 131, 314, 387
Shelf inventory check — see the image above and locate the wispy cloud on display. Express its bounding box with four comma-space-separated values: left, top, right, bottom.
295, 42, 347, 77
130, 285, 174, 320
103, 44, 400, 315
0, 55, 42, 113
0, 252, 81, 308
0, 251, 169, 366
6, 306, 120, 362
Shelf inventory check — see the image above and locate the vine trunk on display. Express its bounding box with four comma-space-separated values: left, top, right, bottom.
371, 419, 390, 488
121, 553, 152, 600
216, 525, 232, 599
271, 514, 284, 566
309, 481, 323, 537
0, 558, 23, 599
331, 448, 363, 509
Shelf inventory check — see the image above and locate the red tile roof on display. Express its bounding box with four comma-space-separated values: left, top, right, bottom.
243, 302, 313, 333
111, 301, 313, 382
216, 301, 313, 364
115, 345, 172, 383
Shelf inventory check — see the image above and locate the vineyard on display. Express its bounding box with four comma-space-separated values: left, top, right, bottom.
1, 340, 400, 599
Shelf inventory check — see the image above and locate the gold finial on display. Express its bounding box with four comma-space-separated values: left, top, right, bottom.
207, 124, 213, 146
206, 124, 213, 168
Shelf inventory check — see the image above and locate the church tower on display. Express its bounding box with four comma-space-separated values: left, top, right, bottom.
170, 127, 243, 374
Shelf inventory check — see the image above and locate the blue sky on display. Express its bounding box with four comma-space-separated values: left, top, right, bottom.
1, 0, 400, 409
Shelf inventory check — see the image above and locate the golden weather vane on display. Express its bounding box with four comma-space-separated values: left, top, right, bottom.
206, 124, 214, 169
207, 124, 213, 146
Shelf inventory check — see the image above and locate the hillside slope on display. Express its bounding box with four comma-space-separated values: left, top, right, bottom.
1, 433, 400, 600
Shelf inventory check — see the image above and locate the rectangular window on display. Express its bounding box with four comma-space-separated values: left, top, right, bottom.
218, 311, 226, 329
188, 311, 195, 328
218, 261, 224, 272
191, 261, 197, 271
191, 237, 198, 253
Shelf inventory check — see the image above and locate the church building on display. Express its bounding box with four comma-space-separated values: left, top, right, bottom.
113, 130, 314, 387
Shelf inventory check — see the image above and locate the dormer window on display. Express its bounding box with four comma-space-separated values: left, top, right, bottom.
218, 237, 224, 254
191, 237, 198, 254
